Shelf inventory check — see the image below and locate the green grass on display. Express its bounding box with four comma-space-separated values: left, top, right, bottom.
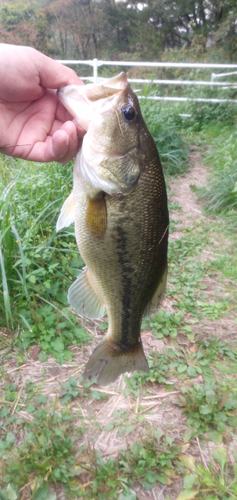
141, 100, 190, 176
177, 380, 237, 440
0, 400, 185, 499
200, 130, 237, 214
0, 405, 82, 498
1, 96, 237, 499
0, 156, 89, 362
180, 448, 237, 500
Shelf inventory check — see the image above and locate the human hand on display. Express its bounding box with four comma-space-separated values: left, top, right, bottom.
0, 44, 85, 163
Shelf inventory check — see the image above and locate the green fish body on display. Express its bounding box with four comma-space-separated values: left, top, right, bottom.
57, 73, 169, 385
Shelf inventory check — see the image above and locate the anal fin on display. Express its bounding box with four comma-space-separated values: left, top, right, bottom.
68, 268, 105, 319
83, 338, 149, 386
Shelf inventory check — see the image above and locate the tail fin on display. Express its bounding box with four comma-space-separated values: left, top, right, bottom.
83, 338, 149, 386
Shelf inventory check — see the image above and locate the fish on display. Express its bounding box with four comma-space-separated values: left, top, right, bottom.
56, 73, 169, 386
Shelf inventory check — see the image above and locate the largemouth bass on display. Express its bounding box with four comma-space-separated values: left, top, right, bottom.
57, 73, 169, 386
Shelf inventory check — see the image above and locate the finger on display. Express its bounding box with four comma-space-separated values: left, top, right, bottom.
35, 49, 84, 90
25, 121, 82, 163
0, 45, 84, 102
52, 121, 81, 163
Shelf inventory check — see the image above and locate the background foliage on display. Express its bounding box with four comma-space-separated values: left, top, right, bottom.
0, 2, 237, 498
0, 0, 236, 61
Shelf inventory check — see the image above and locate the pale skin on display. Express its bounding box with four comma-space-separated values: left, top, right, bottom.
0, 44, 85, 163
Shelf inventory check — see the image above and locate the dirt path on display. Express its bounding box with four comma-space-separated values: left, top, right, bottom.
170, 149, 236, 341
1, 151, 237, 499
170, 150, 208, 221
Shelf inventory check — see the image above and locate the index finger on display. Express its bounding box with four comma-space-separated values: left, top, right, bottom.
35, 50, 84, 89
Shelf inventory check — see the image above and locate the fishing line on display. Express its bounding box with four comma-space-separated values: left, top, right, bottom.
1, 144, 31, 149
158, 224, 169, 245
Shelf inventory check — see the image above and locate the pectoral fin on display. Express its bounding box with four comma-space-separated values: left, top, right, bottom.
68, 268, 105, 319
56, 192, 75, 231
86, 195, 107, 239
83, 337, 149, 386
143, 266, 168, 318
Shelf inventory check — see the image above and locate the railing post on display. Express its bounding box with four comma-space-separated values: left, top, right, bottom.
93, 58, 98, 83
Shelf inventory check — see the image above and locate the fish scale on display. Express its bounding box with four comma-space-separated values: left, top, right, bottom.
57, 73, 169, 385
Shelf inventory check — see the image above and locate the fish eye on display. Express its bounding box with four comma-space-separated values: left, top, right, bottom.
122, 105, 136, 122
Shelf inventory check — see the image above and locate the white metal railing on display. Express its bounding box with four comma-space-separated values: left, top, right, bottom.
212, 70, 237, 79
211, 70, 237, 90
57, 58, 237, 104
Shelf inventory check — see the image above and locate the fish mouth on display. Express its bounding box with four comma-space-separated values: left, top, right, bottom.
57, 73, 129, 130
86, 73, 128, 98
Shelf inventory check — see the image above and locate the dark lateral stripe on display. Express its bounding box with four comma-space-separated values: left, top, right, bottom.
116, 225, 133, 349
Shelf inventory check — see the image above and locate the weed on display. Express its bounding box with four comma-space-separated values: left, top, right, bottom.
120, 432, 182, 489
141, 101, 189, 176
179, 446, 237, 500
184, 100, 237, 132
0, 156, 89, 361
196, 299, 230, 320
74, 431, 184, 498
200, 131, 237, 215
196, 337, 237, 364
104, 409, 145, 436
124, 351, 174, 396
0, 407, 83, 495
0, 420, 184, 499
177, 381, 237, 441
142, 309, 182, 339
3, 382, 18, 402
123, 345, 209, 396
59, 376, 80, 404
